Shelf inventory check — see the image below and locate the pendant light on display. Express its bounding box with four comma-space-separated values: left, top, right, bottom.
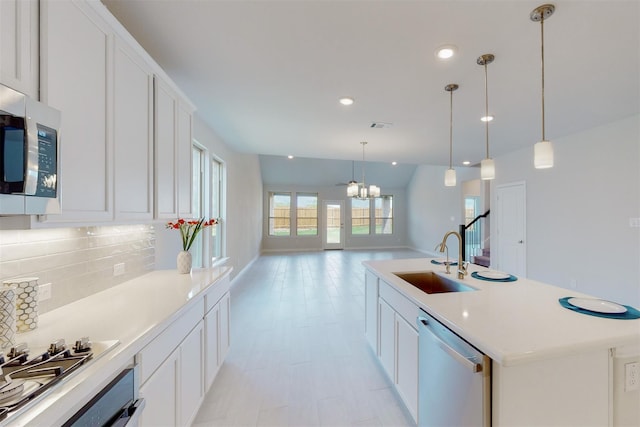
477, 54, 495, 180
348, 141, 380, 199
444, 83, 459, 187
347, 161, 359, 197
531, 4, 555, 169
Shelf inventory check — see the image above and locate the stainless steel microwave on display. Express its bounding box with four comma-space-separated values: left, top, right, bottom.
0, 83, 61, 215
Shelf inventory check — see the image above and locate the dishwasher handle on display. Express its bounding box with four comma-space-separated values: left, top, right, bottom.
418, 316, 483, 373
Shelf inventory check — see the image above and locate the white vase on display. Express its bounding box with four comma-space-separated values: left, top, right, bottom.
177, 251, 192, 274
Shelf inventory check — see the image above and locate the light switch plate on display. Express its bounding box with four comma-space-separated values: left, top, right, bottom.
625, 361, 639, 392
113, 263, 125, 277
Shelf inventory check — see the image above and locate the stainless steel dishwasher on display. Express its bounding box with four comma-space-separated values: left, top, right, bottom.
417, 309, 491, 427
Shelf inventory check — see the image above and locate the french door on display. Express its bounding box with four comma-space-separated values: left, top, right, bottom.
322, 200, 344, 250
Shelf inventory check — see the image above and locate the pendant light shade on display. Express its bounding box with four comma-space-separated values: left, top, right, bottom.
531, 4, 555, 169
477, 54, 495, 181
444, 83, 458, 187
480, 158, 495, 180
444, 168, 457, 187
534, 140, 554, 168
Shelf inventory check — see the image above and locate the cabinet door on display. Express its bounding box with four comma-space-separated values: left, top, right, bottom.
364, 270, 378, 352
378, 298, 395, 381
154, 77, 178, 219
179, 321, 204, 426
396, 314, 419, 422
0, 0, 38, 97
177, 101, 193, 218
113, 36, 153, 220
40, 0, 113, 221
139, 347, 179, 427
219, 292, 231, 361
204, 303, 220, 391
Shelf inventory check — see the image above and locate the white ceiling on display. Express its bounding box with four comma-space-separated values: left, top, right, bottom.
102, 0, 639, 167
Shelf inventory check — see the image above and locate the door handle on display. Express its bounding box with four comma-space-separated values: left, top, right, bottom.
518, 240, 524, 244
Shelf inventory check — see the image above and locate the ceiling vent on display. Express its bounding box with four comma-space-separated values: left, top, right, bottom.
370, 122, 393, 129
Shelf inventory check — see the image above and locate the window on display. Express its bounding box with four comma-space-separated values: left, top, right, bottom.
375, 196, 393, 234
268, 192, 291, 236
191, 145, 205, 267
351, 198, 370, 235
296, 193, 318, 236
210, 157, 224, 258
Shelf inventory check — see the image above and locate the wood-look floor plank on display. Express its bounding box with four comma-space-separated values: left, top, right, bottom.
194, 249, 423, 427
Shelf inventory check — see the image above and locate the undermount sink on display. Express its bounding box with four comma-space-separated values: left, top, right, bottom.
393, 271, 477, 294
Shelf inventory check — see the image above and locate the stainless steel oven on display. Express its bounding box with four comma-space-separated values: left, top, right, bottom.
63, 366, 144, 427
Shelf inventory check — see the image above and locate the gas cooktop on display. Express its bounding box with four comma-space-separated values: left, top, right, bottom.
0, 338, 119, 422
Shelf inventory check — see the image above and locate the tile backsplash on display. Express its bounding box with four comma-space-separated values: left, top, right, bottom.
0, 225, 155, 313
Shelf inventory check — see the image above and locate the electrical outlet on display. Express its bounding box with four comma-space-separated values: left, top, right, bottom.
625, 361, 640, 392
39, 283, 52, 301
113, 263, 125, 277
630, 218, 640, 228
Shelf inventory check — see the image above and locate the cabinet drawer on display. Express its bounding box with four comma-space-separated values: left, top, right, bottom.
379, 280, 418, 330
137, 299, 204, 384
204, 275, 230, 313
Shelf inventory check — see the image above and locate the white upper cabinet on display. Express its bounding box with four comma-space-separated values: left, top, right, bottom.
40, 0, 113, 222
113, 36, 154, 221
155, 77, 195, 220
37, 0, 194, 225
0, 0, 39, 97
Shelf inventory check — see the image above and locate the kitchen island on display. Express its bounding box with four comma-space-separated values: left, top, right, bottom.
3, 266, 232, 427
364, 257, 640, 426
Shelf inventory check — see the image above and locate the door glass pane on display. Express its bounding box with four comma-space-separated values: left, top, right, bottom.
325, 203, 341, 244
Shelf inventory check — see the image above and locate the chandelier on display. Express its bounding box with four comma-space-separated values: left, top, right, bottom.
348, 141, 380, 199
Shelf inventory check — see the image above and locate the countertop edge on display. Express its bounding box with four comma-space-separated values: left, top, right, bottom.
6, 266, 233, 426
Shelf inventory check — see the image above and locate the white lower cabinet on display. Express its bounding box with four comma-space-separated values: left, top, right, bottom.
395, 314, 419, 421
364, 270, 379, 351
138, 277, 231, 427
179, 321, 205, 426
205, 290, 230, 391
375, 278, 419, 423
139, 347, 179, 426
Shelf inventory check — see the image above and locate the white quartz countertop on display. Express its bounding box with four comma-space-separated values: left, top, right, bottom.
5, 266, 232, 426
364, 258, 640, 367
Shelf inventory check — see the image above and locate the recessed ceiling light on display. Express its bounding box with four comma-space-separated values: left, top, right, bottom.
436, 45, 457, 60
339, 97, 354, 106
287, 155, 294, 159
392, 161, 397, 166
463, 161, 471, 165
481, 115, 494, 122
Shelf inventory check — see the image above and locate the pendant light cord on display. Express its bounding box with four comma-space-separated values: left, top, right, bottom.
484, 62, 490, 159
449, 89, 453, 169
361, 141, 366, 188
540, 14, 546, 142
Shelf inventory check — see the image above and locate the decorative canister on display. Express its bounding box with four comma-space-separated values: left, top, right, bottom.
0, 286, 16, 350
3, 277, 39, 333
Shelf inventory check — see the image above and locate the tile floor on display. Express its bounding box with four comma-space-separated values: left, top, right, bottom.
193, 249, 425, 427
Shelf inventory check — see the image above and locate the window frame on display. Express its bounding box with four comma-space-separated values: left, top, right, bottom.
296, 192, 318, 236
374, 195, 393, 235
268, 192, 292, 236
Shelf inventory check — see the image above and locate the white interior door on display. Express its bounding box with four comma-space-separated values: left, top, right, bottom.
323, 200, 344, 250
496, 182, 526, 277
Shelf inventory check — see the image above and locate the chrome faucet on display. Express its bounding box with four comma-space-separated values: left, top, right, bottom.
438, 231, 469, 279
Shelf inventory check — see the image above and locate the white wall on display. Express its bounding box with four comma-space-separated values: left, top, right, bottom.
492, 114, 640, 307
155, 115, 263, 279
406, 165, 480, 255
262, 184, 408, 252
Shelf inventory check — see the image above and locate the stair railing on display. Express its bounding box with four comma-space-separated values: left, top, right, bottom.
459, 210, 490, 262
